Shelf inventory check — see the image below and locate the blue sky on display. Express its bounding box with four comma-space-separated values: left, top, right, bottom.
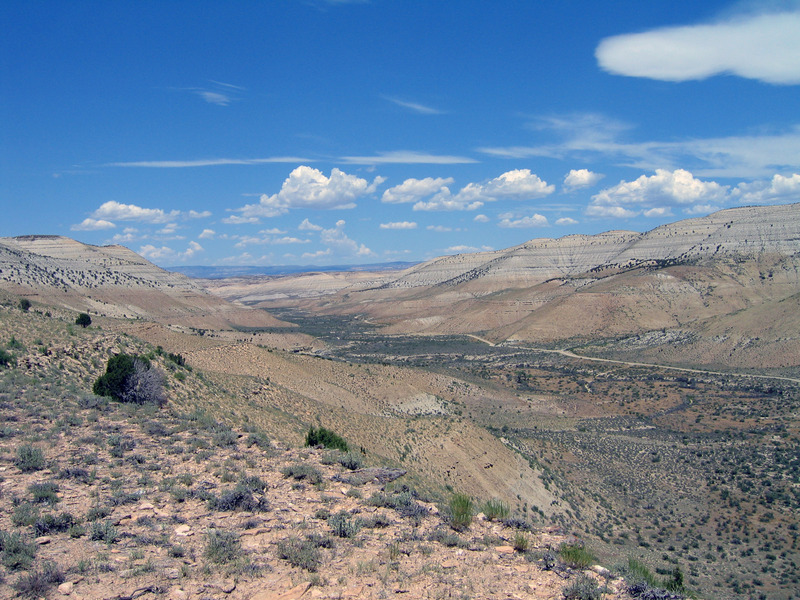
2, 0, 799, 267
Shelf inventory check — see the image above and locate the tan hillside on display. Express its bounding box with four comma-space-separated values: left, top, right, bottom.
0, 291, 642, 600
0, 236, 287, 332
205, 203, 800, 372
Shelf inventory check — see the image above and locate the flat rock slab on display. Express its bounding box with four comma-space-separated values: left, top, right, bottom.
332, 467, 406, 486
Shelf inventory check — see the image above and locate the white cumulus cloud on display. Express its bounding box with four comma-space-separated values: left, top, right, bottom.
199, 229, 216, 239
380, 221, 418, 230
92, 201, 180, 224
596, 9, 800, 85
319, 220, 374, 258
587, 169, 729, 218
498, 213, 549, 228
139, 241, 204, 263
732, 173, 800, 204
412, 169, 554, 211
564, 169, 604, 191
298, 218, 323, 231
382, 177, 454, 204
230, 167, 383, 221
71, 218, 116, 231
555, 217, 579, 226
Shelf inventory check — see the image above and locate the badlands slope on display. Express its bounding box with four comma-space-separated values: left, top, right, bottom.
0, 235, 284, 331
205, 203, 800, 372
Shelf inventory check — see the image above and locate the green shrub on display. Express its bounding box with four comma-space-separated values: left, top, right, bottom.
204, 529, 241, 564
209, 482, 269, 512
75, 313, 92, 328
12, 503, 40, 527
0, 348, 15, 367
281, 463, 323, 484
448, 493, 473, 530
559, 543, 596, 569
15, 444, 45, 472
305, 426, 348, 452
18, 298, 31, 311
328, 511, 361, 538
0, 531, 37, 571
512, 531, 529, 552
246, 431, 271, 449
89, 520, 118, 544
562, 573, 608, 600
33, 512, 76, 536
13, 561, 64, 599
93, 354, 164, 405
29, 481, 60, 505
277, 536, 322, 572
482, 498, 510, 521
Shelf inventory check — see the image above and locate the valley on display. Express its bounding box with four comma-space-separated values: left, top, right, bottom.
0, 203, 799, 599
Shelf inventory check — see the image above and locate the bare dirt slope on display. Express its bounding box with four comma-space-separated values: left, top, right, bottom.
0, 236, 287, 332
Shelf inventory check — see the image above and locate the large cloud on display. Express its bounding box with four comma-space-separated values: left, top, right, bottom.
587, 169, 729, 218
412, 169, 554, 211
91, 201, 180, 224
498, 213, 549, 228
319, 220, 374, 257
732, 173, 800, 204
564, 169, 604, 191
382, 177, 454, 204
596, 9, 800, 85
230, 167, 383, 220
71, 218, 116, 231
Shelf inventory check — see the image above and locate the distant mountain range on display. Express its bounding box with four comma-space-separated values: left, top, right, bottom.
168, 261, 419, 279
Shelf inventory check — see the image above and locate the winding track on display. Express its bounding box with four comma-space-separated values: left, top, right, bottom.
465, 334, 800, 385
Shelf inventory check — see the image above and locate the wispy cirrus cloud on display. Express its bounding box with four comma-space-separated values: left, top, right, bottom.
596, 8, 800, 85
107, 157, 310, 168
383, 96, 444, 115
172, 80, 246, 106
480, 113, 800, 178
340, 151, 477, 165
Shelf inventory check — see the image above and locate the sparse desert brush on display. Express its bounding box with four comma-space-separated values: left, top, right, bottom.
305, 425, 348, 452
562, 573, 608, 600
482, 498, 509, 521
14, 444, 45, 472
0, 348, 15, 367
328, 510, 361, 538
448, 492, 473, 530
322, 449, 363, 470
281, 463, 323, 484
559, 543, 596, 569
89, 520, 118, 544
512, 531, 529, 552
12, 560, 64, 599
0, 530, 37, 571
204, 529, 241, 564
29, 481, 60, 505
277, 536, 323, 572
93, 353, 165, 405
